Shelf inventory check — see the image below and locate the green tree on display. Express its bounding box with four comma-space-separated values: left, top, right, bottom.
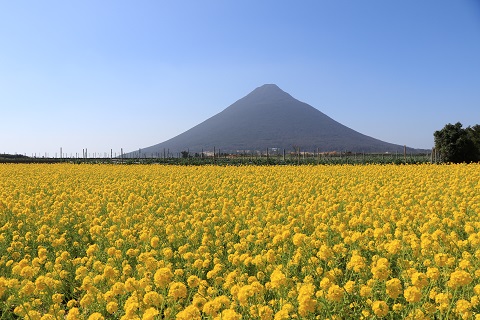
434, 122, 479, 163
466, 124, 480, 154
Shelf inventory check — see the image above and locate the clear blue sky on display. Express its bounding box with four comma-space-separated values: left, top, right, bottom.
1, 0, 479, 156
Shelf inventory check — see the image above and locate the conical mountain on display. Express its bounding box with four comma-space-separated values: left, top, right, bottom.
131, 84, 420, 156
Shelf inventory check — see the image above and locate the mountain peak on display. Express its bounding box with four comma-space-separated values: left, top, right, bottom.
259, 83, 281, 89
245, 84, 293, 101
253, 83, 283, 93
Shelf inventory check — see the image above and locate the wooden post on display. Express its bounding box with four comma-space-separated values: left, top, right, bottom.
213, 147, 216, 162
283, 149, 286, 162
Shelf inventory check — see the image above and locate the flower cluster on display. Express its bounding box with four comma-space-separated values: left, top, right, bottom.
0, 163, 479, 319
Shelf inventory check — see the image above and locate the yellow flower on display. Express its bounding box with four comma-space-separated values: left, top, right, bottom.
143, 291, 163, 306
220, 309, 242, 320
385, 239, 402, 255
385, 278, 402, 299
297, 283, 316, 316
112, 282, 126, 295
372, 300, 389, 318
455, 299, 472, 319
163, 247, 174, 259
192, 294, 207, 309
258, 305, 273, 320
360, 285, 372, 297
106, 301, 118, 314
411, 272, 428, 289
52, 293, 63, 304
270, 269, 286, 289
80, 293, 95, 308
176, 305, 201, 320
292, 233, 307, 246
347, 254, 366, 272
435, 292, 451, 311
86, 244, 99, 257
371, 257, 390, 281
406, 308, 426, 320
404, 286, 421, 303
471, 295, 479, 307
150, 236, 160, 248
142, 307, 160, 320
474, 284, 480, 295
20, 280, 35, 296
392, 303, 403, 312
237, 285, 254, 306
67, 300, 77, 308
203, 301, 219, 317
174, 268, 184, 277
343, 280, 355, 294
326, 284, 344, 302
66, 308, 81, 320
448, 270, 472, 289
434, 253, 449, 267
187, 275, 201, 288
317, 245, 333, 261
103, 265, 117, 279
426, 267, 440, 281
154, 267, 173, 288
88, 313, 104, 320
125, 277, 139, 292
168, 282, 187, 300
20, 265, 36, 279
320, 277, 332, 290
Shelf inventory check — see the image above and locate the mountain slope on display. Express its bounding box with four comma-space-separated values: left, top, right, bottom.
129, 84, 421, 155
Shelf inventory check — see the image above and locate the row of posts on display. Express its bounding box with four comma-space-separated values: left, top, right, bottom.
21, 145, 439, 163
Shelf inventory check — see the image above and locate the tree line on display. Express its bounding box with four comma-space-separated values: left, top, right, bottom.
434, 122, 480, 163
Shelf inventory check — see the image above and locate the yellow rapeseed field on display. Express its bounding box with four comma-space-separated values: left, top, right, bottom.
0, 163, 479, 319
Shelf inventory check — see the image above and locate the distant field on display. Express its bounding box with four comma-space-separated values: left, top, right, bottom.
0, 151, 432, 165
0, 164, 479, 319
